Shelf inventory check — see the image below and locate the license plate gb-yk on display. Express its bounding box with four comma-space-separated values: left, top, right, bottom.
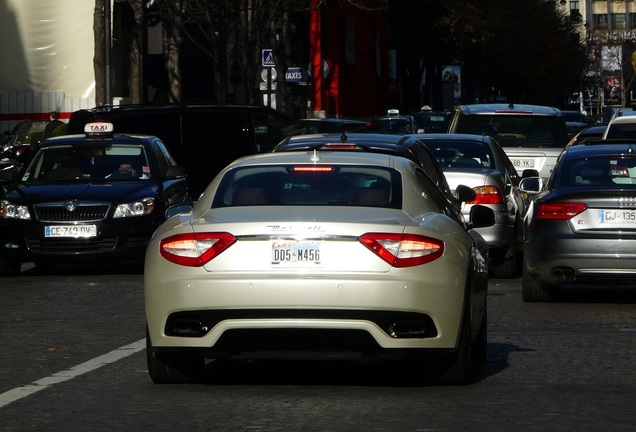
271, 240, 321, 266
45, 225, 97, 238
511, 158, 535, 168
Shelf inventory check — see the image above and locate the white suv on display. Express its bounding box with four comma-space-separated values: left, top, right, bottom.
447, 103, 569, 180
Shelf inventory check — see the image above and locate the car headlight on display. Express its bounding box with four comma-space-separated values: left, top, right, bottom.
113, 197, 155, 218
0, 200, 31, 220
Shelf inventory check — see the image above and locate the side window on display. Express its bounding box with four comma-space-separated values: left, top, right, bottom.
112, 113, 180, 146
414, 169, 459, 222
182, 112, 244, 147
152, 140, 172, 176
251, 111, 290, 152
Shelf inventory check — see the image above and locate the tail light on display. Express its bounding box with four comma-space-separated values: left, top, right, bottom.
467, 185, 504, 205
160, 232, 237, 266
537, 202, 587, 220
359, 233, 444, 267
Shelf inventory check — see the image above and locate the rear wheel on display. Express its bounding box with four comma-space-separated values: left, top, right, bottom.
492, 227, 521, 278
522, 259, 557, 302
146, 328, 205, 384
436, 308, 472, 385
471, 309, 487, 364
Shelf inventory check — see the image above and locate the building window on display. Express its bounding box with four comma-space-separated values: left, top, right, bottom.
570, 1, 582, 22
594, 14, 608, 28
613, 13, 626, 29
630, 13, 636, 29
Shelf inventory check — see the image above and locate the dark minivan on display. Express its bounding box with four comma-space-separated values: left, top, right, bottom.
68, 104, 291, 199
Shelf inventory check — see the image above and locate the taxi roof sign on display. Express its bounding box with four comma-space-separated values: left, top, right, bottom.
84, 122, 114, 137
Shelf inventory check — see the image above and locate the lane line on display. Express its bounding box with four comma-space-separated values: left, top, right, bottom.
0, 338, 145, 409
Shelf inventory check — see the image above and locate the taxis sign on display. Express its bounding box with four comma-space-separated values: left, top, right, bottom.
285, 67, 304, 83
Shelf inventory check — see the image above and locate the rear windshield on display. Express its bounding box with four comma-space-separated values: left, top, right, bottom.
423, 141, 495, 169
457, 114, 567, 148
213, 165, 402, 208
561, 157, 636, 186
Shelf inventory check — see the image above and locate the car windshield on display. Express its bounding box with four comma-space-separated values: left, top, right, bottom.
424, 141, 495, 169
460, 115, 567, 148
212, 164, 402, 208
561, 156, 636, 186
23, 143, 151, 181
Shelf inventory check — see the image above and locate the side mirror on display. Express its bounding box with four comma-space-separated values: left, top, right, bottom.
165, 203, 193, 219
454, 184, 476, 202
522, 168, 540, 178
165, 165, 188, 179
519, 176, 543, 193
468, 204, 496, 228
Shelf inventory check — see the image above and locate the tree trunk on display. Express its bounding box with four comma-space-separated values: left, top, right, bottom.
94, 0, 106, 106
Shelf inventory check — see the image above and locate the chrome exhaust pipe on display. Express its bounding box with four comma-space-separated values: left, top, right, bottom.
389, 320, 428, 338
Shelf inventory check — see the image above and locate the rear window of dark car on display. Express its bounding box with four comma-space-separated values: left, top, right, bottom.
561, 156, 636, 186
212, 165, 402, 208
456, 114, 568, 148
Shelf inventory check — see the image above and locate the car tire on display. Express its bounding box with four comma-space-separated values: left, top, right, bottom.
0, 258, 21, 276
146, 327, 205, 384
471, 309, 487, 364
492, 232, 520, 278
522, 260, 556, 302
436, 308, 472, 386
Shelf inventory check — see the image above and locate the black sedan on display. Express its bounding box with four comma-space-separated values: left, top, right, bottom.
0, 122, 191, 275
520, 142, 636, 301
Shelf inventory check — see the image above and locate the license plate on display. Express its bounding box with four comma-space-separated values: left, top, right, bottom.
511, 158, 535, 168
598, 209, 636, 224
271, 240, 321, 266
45, 225, 97, 238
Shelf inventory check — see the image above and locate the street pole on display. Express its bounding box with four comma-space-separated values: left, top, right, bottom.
104, 0, 112, 105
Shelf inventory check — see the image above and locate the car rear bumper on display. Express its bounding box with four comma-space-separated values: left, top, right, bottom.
145, 268, 473, 355
525, 236, 636, 285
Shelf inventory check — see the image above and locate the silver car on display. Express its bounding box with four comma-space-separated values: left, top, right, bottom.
145, 151, 495, 385
414, 133, 533, 278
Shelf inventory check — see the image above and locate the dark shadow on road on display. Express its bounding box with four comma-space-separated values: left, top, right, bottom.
193, 341, 531, 387
549, 284, 636, 304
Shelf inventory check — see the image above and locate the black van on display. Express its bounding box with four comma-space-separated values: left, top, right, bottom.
68, 104, 291, 198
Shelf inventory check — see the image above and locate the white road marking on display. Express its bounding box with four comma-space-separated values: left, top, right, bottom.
0, 338, 145, 409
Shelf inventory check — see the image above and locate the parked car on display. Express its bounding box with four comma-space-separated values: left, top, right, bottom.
144, 150, 495, 385
447, 103, 569, 181
519, 141, 636, 301
0, 122, 191, 275
414, 133, 534, 278
68, 104, 291, 199
272, 132, 461, 217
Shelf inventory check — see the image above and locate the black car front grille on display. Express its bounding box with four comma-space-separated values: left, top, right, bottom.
34, 202, 110, 222
26, 237, 117, 253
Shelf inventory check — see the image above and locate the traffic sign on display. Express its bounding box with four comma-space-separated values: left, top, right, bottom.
262, 49, 275, 67
285, 67, 304, 83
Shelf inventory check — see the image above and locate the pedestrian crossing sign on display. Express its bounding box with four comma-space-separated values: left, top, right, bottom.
262, 49, 275, 67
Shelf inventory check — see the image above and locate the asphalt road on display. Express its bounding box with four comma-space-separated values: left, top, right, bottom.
0, 264, 634, 432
